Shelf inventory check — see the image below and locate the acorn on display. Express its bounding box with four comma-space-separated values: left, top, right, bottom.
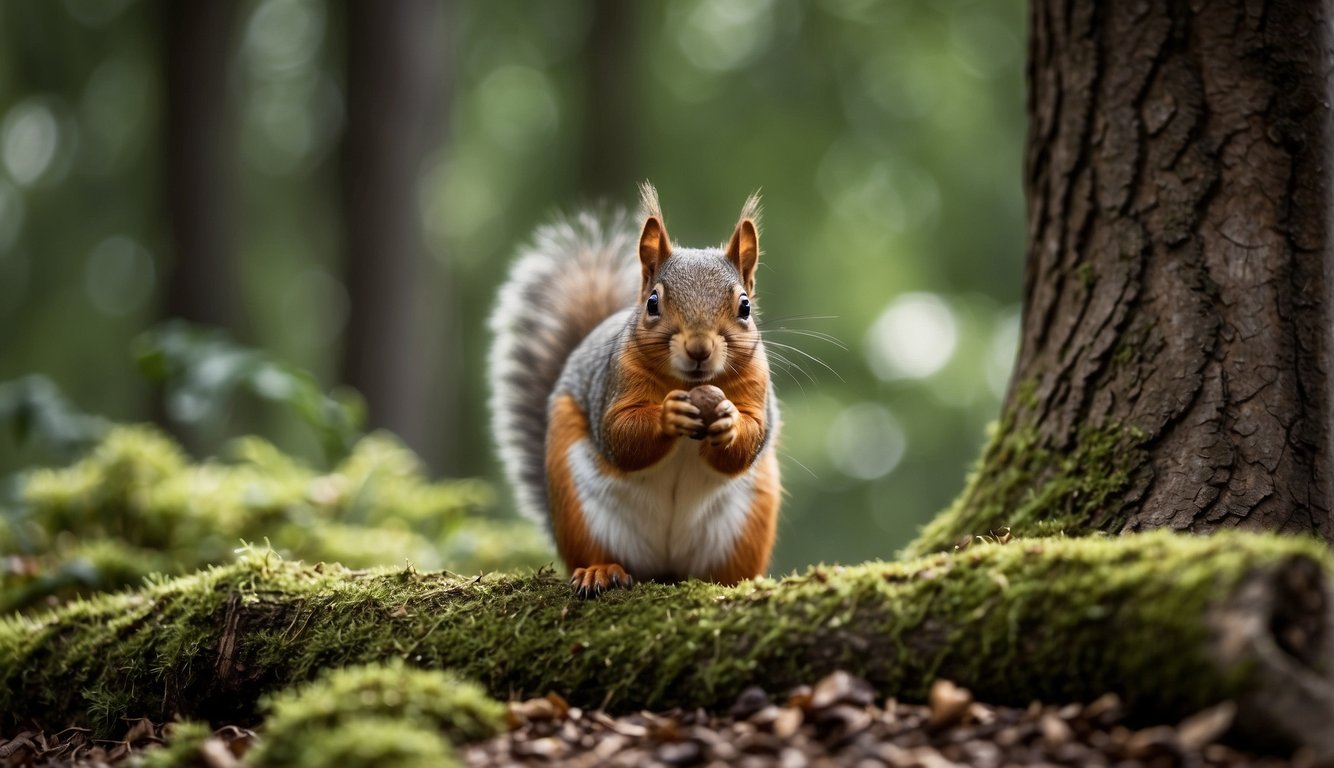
688, 385, 726, 440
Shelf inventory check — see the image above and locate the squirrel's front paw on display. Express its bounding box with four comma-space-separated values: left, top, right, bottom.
706, 399, 739, 448
660, 390, 704, 438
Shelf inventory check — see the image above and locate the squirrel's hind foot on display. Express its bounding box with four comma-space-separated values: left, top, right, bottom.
570, 564, 634, 599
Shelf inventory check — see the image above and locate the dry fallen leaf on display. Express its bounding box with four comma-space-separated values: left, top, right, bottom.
927, 679, 973, 727
1176, 700, 1236, 751
811, 670, 875, 709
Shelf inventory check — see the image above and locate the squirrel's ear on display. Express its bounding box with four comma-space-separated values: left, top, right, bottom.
727, 191, 762, 293
639, 216, 670, 288
726, 218, 759, 295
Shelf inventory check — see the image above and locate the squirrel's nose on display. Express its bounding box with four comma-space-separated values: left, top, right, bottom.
685, 338, 714, 362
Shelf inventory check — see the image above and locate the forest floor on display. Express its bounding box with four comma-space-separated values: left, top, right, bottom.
0, 672, 1315, 768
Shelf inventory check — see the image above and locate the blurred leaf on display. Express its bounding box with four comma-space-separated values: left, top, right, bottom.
134, 321, 365, 464
0, 375, 109, 460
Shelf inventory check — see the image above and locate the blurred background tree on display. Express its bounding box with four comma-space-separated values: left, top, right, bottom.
0, 0, 1026, 573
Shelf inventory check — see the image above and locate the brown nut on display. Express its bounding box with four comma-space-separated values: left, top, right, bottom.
687, 385, 726, 440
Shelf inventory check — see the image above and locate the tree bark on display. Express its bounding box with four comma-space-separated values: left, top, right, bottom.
4, 533, 1333, 753
155, 1, 243, 451
579, 0, 638, 200
911, 0, 1334, 554
161, 0, 242, 332
339, 1, 452, 471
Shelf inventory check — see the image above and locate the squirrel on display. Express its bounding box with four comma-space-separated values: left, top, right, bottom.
489, 182, 781, 597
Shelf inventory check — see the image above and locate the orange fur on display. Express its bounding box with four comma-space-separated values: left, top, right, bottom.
699, 361, 772, 476
546, 394, 614, 569
600, 359, 679, 473
709, 448, 780, 585
600, 356, 772, 477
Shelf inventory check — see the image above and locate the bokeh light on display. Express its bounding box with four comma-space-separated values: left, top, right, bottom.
865, 292, 959, 381
2, 99, 61, 187
826, 402, 907, 480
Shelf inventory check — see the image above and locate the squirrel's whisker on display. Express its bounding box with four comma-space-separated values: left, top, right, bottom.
763, 340, 843, 383
763, 327, 847, 350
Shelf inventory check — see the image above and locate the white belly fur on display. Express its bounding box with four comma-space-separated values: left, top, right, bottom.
566, 437, 754, 578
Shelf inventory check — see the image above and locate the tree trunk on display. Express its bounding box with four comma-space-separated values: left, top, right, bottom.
161, 0, 242, 332
339, 1, 452, 471
155, 0, 243, 451
4, 533, 1333, 753
911, 0, 1334, 555
579, 0, 638, 200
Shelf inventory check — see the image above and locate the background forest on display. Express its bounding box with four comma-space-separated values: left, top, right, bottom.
0, 0, 1026, 573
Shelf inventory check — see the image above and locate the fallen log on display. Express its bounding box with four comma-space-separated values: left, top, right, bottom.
2, 531, 1331, 754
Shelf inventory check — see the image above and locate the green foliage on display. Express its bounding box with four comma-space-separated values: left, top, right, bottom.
136, 321, 365, 465
1, 424, 553, 612
246, 663, 502, 767
0, 375, 109, 461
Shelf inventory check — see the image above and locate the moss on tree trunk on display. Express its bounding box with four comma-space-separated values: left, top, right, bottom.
4, 531, 1333, 753
916, 0, 1334, 556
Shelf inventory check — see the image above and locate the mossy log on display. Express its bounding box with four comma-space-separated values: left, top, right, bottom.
3, 532, 1333, 754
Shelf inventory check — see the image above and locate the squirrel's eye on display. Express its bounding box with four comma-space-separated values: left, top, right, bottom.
738, 295, 751, 320
646, 291, 660, 317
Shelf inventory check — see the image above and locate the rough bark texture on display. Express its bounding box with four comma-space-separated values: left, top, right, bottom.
912, 0, 1334, 554
3, 533, 1333, 754
340, 1, 453, 471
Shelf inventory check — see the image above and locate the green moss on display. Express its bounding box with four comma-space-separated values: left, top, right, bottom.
251, 717, 457, 768
138, 721, 213, 768
1075, 261, 1096, 288
2, 425, 552, 611
1, 532, 1326, 735
245, 663, 500, 767
904, 419, 1145, 557
1013, 378, 1039, 410
0, 561, 243, 732
257, 663, 504, 745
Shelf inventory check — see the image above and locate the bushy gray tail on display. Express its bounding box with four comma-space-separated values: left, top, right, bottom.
488, 210, 639, 525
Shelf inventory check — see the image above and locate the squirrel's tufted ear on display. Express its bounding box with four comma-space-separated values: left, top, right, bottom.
638, 182, 671, 290
638, 217, 670, 290
726, 191, 761, 294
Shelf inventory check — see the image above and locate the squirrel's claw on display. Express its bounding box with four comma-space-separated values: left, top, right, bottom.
570, 564, 634, 599
661, 390, 704, 438
706, 399, 739, 448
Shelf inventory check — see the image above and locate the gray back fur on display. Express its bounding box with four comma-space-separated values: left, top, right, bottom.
488, 210, 640, 525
